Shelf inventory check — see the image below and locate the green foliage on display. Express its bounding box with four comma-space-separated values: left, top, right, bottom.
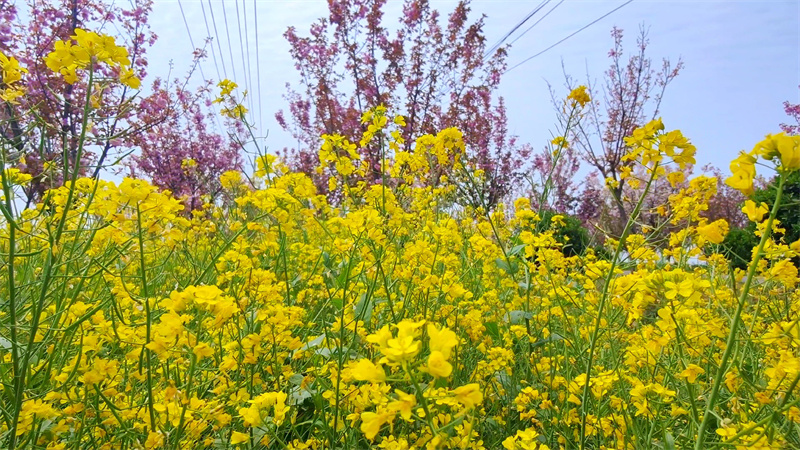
754, 171, 800, 245
716, 171, 800, 270
721, 227, 758, 270
537, 210, 590, 257
590, 243, 614, 261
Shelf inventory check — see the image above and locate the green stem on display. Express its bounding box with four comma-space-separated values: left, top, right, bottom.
330, 237, 360, 447
694, 174, 786, 450
537, 106, 577, 216
405, 363, 439, 439
137, 203, 157, 433
579, 163, 659, 450
7, 64, 95, 449
172, 354, 197, 449
0, 135, 21, 422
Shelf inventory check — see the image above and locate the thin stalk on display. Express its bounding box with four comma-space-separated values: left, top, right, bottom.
136, 203, 157, 432
1, 154, 22, 450
172, 354, 197, 449
330, 238, 360, 447
405, 362, 439, 439
579, 163, 659, 450
537, 105, 578, 216
7, 65, 95, 448
694, 174, 786, 450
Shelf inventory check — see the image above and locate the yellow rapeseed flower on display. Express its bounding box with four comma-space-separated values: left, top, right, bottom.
350, 359, 387, 383
742, 200, 769, 222
567, 85, 591, 107
230, 431, 250, 445
697, 219, 729, 244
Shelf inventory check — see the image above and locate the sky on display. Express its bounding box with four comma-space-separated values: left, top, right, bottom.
145, 0, 800, 174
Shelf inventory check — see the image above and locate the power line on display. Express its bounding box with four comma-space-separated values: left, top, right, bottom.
234, 0, 254, 119
177, 0, 208, 83
208, 0, 228, 79
177, 0, 224, 133
508, 0, 565, 46
505, 0, 634, 74
241, 0, 255, 118
254, 0, 263, 132
441, 0, 559, 98
221, 0, 238, 82
483, 0, 549, 60
200, 0, 221, 81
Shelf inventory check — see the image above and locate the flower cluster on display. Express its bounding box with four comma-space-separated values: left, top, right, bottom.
214, 79, 249, 119
279, 0, 522, 208
44, 28, 140, 88
726, 132, 800, 195
566, 85, 591, 108
3, 64, 800, 449
0, 50, 27, 103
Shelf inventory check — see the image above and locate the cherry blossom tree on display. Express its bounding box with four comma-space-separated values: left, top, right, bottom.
1, 0, 242, 209
124, 76, 244, 211
1, 0, 155, 204
277, 0, 522, 207
781, 86, 800, 135
549, 27, 748, 238
565, 26, 683, 232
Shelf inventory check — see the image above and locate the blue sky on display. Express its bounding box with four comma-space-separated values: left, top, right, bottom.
147, 0, 800, 174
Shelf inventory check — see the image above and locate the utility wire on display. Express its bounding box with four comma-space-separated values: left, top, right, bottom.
254, 0, 263, 132
441, 0, 558, 98
177, 0, 207, 83
208, 0, 228, 79
177, 0, 224, 133
221, 0, 238, 82
234, 0, 254, 120
508, 0, 565, 46
200, 0, 221, 81
505, 0, 634, 74
242, 0, 255, 118
483, 0, 549, 59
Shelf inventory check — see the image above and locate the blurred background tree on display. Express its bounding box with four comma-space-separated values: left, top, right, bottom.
0, 0, 242, 210
277, 0, 525, 208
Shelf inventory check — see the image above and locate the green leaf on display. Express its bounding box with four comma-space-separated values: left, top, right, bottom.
509, 244, 527, 256
289, 386, 313, 405
531, 333, 564, 349
495, 258, 518, 275
288, 373, 305, 386
484, 322, 500, 341
664, 431, 676, 450
354, 294, 374, 323
504, 310, 532, 325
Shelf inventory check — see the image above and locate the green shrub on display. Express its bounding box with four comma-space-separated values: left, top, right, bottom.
720, 226, 758, 270
720, 171, 800, 270
537, 210, 590, 257
754, 170, 800, 245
